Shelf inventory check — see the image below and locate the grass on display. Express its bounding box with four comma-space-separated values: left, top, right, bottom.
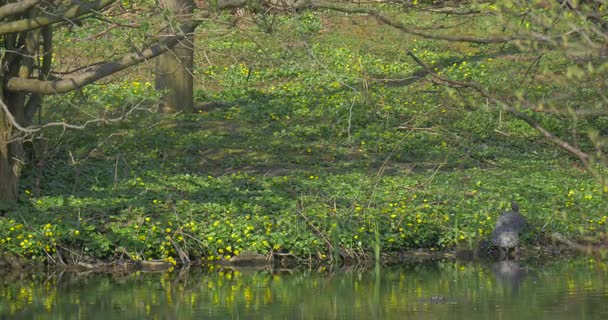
1, 3, 607, 266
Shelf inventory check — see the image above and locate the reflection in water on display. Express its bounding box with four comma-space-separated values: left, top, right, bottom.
0, 258, 607, 319
491, 260, 527, 287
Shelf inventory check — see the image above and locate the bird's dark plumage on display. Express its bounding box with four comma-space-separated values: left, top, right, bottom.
491, 201, 527, 260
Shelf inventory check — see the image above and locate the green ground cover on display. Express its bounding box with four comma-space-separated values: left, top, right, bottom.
1, 3, 606, 266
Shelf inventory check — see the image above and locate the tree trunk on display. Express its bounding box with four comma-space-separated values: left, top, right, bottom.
0, 138, 21, 207
0, 11, 43, 206
0, 2, 200, 205
0, 93, 24, 207
156, 0, 195, 113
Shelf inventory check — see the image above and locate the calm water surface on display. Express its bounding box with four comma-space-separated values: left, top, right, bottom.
1, 258, 607, 319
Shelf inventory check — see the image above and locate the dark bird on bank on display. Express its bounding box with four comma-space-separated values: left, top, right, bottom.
495, 202, 526, 232
491, 201, 527, 260
491, 226, 520, 260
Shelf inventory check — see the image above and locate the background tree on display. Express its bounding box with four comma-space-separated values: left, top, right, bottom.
0, 0, 198, 206
155, 0, 195, 113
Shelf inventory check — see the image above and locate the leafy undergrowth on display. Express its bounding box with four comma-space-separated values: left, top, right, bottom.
2, 3, 608, 267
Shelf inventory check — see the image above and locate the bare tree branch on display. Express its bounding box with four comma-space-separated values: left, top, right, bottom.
0, 98, 34, 133
84, 22, 141, 41
0, 0, 115, 35
5, 21, 199, 94
314, 4, 556, 45
404, 50, 591, 165
531, 107, 608, 117
0, 0, 40, 20
415, 6, 483, 16
0, 96, 154, 134
226, 0, 314, 10
501, 104, 591, 163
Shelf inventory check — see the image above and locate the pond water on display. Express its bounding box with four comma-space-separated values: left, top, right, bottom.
1, 258, 607, 319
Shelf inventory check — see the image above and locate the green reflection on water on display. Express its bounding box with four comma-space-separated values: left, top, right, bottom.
1, 258, 607, 319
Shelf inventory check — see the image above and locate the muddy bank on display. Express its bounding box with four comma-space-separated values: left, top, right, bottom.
0, 242, 589, 275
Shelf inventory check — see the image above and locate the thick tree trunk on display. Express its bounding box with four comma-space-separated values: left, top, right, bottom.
0, 97, 22, 206
0, 139, 21, 206
0, 13, 42, 205
156, 0, 194, 113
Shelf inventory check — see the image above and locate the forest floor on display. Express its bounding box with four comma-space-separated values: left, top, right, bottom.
1, 3, 607, 269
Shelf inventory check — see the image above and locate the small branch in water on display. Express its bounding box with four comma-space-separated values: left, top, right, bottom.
551, 232, 607, 257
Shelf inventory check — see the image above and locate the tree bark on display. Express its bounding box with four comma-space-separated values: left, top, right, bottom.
0, 0, 115, 35
0, 0, 40, 20
155, 0, 195, 113
0, 127, 22, 207
0, 1, 48, 205
0, 81, 24, 207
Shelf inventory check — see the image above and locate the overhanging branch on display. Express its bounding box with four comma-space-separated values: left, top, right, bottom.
0, 0, 115, 35
0, 0, 40, 20
404, 50, 591, 165
0, 96, 154, 134
500, 104, 591, 163
6, 21, 199, 95
314, 4, 554, 45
